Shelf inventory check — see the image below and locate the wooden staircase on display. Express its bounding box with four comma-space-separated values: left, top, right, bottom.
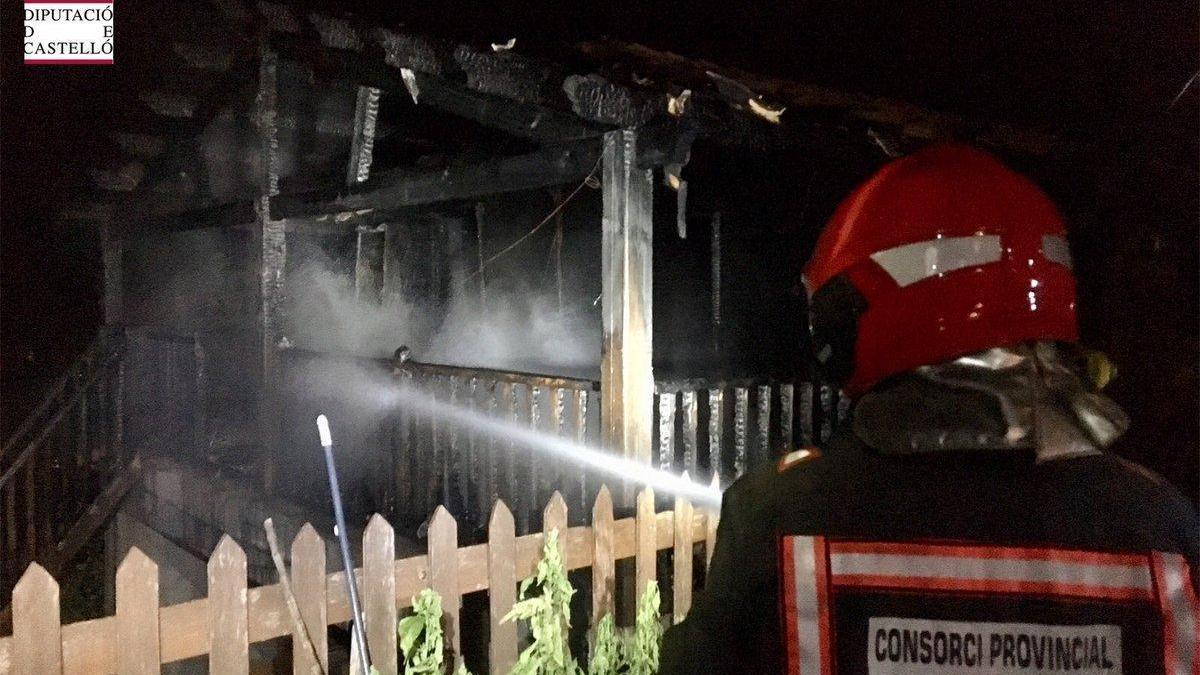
0, 329, 140, 631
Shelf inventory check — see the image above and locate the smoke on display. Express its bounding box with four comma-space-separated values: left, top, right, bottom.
424, 288, 599, 376
285, 207, 601, 378
285, 251, 434, 358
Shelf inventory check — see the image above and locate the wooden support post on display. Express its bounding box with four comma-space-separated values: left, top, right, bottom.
600, 130, 654, 487
256, 44, 286, 494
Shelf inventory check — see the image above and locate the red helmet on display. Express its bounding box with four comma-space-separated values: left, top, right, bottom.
804, 144, 1078, 396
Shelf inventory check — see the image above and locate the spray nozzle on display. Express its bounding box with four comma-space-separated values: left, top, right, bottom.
316, 414, 333, 447
392, 344, 411, 366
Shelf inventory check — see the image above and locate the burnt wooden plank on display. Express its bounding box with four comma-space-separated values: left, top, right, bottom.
756, 384, 772, 465
657, 393, 676, 473
733, 387, 749, 476
680, 390, 699, 477
707, 388, 723, 481
574, 389, 589, 513
779, 383, 794, 449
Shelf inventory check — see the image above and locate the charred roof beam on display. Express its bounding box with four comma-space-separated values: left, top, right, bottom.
271, 34, 606, 144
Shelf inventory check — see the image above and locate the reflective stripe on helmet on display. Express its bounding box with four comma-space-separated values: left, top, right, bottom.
869, 234, 1003, 287
1042, 234, 1074, 269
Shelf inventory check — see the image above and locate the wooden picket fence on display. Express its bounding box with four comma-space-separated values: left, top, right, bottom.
0, 484, 718, 674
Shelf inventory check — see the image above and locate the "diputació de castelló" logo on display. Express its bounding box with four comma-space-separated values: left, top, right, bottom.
24, 0, 113, 65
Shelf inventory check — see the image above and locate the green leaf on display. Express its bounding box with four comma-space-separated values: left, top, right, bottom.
399, 589, 446, 675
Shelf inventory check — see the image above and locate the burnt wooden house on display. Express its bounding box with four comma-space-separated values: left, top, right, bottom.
8, 0, 1191, 648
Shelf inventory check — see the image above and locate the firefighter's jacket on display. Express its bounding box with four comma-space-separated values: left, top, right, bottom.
659, 427, 1199, 674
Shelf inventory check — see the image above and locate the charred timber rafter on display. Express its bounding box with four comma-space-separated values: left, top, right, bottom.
270, 138, 602, 219
272, 34, 604, 144
120, 128, 700, 235
576, 40, 1061, 155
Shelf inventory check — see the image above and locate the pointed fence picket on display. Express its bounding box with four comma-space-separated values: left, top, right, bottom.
364, 514, 397, 675
487, 501, 517, 675
591, 485, 616, 623
427, 506, 461, 666
291, 524, 327, 674
635, 487, 656, 593
208, 535, 249, 675
12, 564, 60, 675
0, 484, 720, 674
116, 547, 160, 674
673, 482, 694, 624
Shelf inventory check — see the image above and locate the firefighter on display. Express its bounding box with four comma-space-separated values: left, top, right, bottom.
660, 144, 1198, 674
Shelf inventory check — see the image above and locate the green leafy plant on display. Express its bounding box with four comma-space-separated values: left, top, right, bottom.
387, 533, 668, 675
625, 582, 662, 675
587, 613, 625, 675
398, 588, 446, 675
503, 529, 581, 675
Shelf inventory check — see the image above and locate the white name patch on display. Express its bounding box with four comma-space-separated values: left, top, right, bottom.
867, 617, 1122, 674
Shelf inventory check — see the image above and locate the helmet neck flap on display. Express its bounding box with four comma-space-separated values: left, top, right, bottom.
851, 341, 1129, 462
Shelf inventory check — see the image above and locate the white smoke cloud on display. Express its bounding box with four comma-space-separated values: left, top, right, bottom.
284, 223, 601, 379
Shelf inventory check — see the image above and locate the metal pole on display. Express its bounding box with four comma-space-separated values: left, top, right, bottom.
316, 415, 371, 675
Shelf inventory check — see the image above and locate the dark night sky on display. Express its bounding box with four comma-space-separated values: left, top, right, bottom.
2, 1, 1197, 492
